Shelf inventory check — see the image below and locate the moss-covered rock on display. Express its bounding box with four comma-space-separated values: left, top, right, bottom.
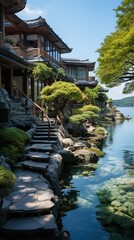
0, 127, 30, 164
89, 147, 105, 157
0, 166, 16, 198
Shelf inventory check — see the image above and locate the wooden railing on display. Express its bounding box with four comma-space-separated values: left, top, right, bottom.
12, 46, 66, 69
13, 83, 51, 139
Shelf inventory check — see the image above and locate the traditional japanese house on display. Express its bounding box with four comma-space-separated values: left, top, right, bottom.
62, 58, 98, 90
4, 15, 72, 99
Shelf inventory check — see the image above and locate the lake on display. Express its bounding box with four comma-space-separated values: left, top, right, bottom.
59, 107, 134, 240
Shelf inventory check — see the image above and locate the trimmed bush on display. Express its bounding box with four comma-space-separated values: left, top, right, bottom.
70, 111, 99, 124
0, 166, 16, 198
73, 104, 101, 115
94, 127, 107, 137
0, 127, 30, 164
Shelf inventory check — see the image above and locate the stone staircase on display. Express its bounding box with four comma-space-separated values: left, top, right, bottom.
1, 101, 62, 239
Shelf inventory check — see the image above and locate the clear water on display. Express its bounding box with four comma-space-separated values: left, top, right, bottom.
60, 107, 134, 240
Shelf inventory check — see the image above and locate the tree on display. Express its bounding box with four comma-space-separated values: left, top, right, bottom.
96, 0, 134, 93
32, 63, 55, 84
40, 81, 83, 119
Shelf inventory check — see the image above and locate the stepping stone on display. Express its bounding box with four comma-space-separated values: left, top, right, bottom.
36, 126, 55, 130
35, 128, 57, 132
24, 152, 50, 162
9, 199, 54, 214
34, 132, 57, 136
30, 140, 57, 144
2, 214, 57, 232
21, 160, 48, 173
33, 135, 57, 140
25, 144, 53, 152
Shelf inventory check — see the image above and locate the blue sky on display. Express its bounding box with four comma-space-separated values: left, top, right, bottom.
17, 0, 134, 100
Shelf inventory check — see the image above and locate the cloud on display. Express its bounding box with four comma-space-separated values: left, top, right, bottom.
22, 5, 45, 17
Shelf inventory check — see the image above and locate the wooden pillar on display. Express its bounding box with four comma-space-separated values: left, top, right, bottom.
23, 72, 27, 95
11, 67, 14, 96
0, 65, 1, 87
31, 76, 35, 101
0, 3, 5, 43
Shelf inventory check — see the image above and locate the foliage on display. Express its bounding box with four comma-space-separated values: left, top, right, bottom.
0, 127, 29, 164
94, 127, 107, 137
32, 63, 55, 82
96, 0, 134, 93
40, 81, 83, 114
0, 166, 16, 198
113, 96, 134, 107
107, 98, 113, 104
84, 87, 98, 104
80, 105, 101, 114
69, 111, 99, 124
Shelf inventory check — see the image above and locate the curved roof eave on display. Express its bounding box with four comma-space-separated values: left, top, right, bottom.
3, 0, 27, 15
26, 16, 72, 54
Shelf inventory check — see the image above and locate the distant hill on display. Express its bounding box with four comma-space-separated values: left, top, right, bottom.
113, 96, 134, 107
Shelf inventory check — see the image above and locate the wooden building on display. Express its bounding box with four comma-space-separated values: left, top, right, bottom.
62, 58, 98, 90
4, 15, 72, 100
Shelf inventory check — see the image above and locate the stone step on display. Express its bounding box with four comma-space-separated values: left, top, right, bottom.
24, 152, 50, 162
35, 128, 57, 132
34, 132, 57, 136
36, 121, 55, 126
33, 135, 58, 140
21, 160, 48, 173
1, 214, 57, 233
8, 199, 54, 215
3, 169, 55, 216
30, 140, 57, 144
25, 144, 54, 153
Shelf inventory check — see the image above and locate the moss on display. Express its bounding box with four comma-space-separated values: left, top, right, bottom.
94, 127, 106, 136
89, 147, 105, 157
0, 166, 16, 198
0, 127, 30, 164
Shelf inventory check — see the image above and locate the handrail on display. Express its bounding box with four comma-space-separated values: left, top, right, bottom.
12, 82, 51, 140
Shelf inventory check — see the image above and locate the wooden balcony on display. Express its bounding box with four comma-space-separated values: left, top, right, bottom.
13, 47, 27, 59
12, 47, 66, 69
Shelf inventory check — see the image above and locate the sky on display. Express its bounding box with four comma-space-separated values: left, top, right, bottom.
17, 0, 134, 100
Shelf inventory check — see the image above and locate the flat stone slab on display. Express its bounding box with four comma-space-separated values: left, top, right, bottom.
30, 140, 57, 144
9, 199, 54, 213
35, 128, 57, 132
24, 152, 50, 162
2, 214, 57, 231
25, 144, 53, 153
33, 135, 57, 140
3, 169, 55, 215
21, 160, 48, 172
34, 132, 57, 136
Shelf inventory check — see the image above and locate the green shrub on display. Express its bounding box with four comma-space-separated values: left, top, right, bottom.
70, 111, 99, 124
0, 127, 30, 164
94, 127, 107, 137
73, 104, 101, 115
0, 166, 16, 198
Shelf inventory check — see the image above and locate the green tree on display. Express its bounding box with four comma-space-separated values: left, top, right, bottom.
40, 81, 83, 118
32, 63, 55, 84
96, 0, 134, 93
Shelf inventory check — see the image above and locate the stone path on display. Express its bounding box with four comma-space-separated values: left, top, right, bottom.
1, 120, 61, 239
